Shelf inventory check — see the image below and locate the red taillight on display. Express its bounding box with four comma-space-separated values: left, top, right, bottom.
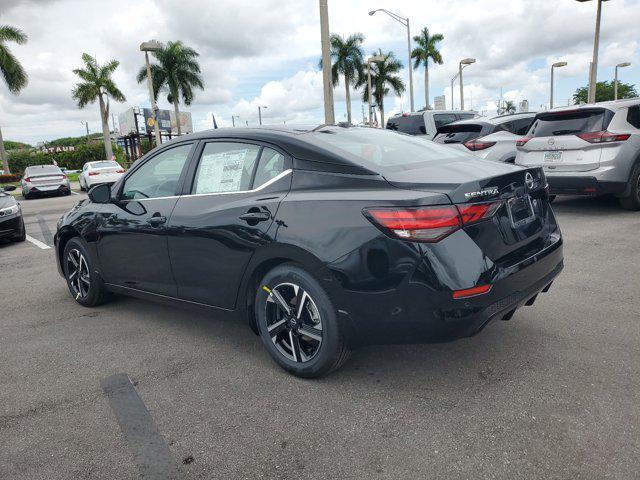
453, 284, 492, 299
23, 177, 31, 182
62, 174, 67, 179
577, 131, 630, 143
364, 202, 500, 242
116, 169, 125, 173
464, 140, 496, 151
88, 171, 99, 176
516, 137, 531, 147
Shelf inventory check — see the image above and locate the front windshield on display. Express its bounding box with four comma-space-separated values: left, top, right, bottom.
308, 127, 469, 172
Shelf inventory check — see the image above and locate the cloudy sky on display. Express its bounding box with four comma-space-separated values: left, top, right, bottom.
0, 0, 639, 144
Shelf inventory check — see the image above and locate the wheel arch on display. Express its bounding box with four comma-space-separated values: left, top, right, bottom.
56, 226, 82, 274
239, 244, 328, 335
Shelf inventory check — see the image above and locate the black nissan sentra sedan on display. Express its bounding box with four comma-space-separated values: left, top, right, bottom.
55, 125, 563, 377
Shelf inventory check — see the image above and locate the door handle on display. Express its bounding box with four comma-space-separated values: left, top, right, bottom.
148, 215, 167, 226
239, 211, 271, 223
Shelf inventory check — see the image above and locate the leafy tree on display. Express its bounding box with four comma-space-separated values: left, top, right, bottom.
137, 41, 204, 135
320, 33, 365, 124
573, 80, 637, 104
72, 53, 126, 160
500, 100, 516, 114
4, 140, 31, 150
362, 50, 405, 127
0, 25, 28, 174
411, 27, 443, 110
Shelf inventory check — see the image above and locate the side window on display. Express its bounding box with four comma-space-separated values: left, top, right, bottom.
253, 148, 286, 188
193, 142, 260, 194
122, 144, 192, 200
513, 118, 534, 135
627, 106, 640, 129
496, 121, 514, 133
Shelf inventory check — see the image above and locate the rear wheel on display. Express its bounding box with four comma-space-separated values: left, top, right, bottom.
548, 195, 556, 203
63, 237, 109, 307
619, 164, 640, 211
255, 264, 350, 378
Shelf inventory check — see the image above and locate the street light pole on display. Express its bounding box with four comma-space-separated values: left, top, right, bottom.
576, 0, 610, 103
81, 121, 89, 141
367, 55, 385, 127
550, 61, 567, 109
319, 0, 335, 124
458, 58, 475, 111
614, 62, 631, 100
232, 115, 239, 127
140, 40, 163, 147
369, 8, 414, 111
258, 106, 267, 125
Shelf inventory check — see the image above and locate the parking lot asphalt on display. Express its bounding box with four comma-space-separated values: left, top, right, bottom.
0, 193, 638, 480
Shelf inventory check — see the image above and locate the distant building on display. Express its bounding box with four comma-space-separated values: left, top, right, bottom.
434, 95, 446, 110
519, 100, 529, 112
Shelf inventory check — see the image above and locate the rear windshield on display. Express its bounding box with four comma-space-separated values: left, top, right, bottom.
309, 127, 469, 173
386, 115, 425, 135
25, 165, 61, 175
457, 113, 476, 121
529, 109, 613, 138
90, 161, 120, 169
433, 124, 483, 144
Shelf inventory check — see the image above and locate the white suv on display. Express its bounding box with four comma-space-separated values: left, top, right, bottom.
515, 99, 640, 210
386, 110, 477, 140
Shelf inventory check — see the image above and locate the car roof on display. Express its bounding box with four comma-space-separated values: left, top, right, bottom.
160, 125, 380, 175
486, 112, 537, 123
547, 97, 640, 114
26, 164, 61, 171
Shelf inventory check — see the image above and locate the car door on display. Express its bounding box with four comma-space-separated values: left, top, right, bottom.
95, 142, 195, 296
167, 140, 292, 308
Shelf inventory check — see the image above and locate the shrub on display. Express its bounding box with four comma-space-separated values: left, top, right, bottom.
7, 142, 108, 175
0, 173, 21, 184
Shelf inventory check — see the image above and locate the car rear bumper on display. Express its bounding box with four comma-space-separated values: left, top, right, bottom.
547, 176, 626, 195
325, 230, 564, 346
25, 184, 70, 196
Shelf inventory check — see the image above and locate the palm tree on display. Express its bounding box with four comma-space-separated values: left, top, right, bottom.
137, 41, 204, 135
500, 100, 516, 114
321, 33, 365, 124
72, 53, 125, 160
362, 50, 405, 127
0, 25, 28, 175
411, 27, 443, 110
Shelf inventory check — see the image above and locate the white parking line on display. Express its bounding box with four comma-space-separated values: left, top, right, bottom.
26, 235, 52, 250
70, 190, 81, 195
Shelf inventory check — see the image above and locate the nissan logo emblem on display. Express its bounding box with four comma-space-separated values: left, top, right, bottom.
547, 137, 555, 145
525, 172, 535, 190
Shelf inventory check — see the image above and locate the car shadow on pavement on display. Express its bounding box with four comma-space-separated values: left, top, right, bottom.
100, 294, 546, 392
551, 195, 635, 216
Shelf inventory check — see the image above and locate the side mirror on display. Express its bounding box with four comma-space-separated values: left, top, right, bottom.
88, 183, 111, 203
3, 185, 16, 192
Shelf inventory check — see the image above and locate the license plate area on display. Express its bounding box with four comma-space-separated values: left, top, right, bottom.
544, 151, 562, 162
507, 195, 535, 228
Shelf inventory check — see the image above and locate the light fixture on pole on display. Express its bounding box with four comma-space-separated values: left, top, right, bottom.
576, 0, 610, 103
139, 40, 163, 146
367, 54, 386, 127
231, 115, 240, 127
258, 106, 268, 125
369, 8, 414, 112
614, 62, 631, 100
550, 61, 567, 109
319, 0, 335, 124
458, 58, 476, 110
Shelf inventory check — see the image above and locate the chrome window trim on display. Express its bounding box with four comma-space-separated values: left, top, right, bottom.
126, 169, 292, 202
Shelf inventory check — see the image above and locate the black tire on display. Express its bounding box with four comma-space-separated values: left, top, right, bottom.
619, 163, 640, 211
62, 237, 110, 307
255, 264, 351, 378
11, 219, 26, 242
548, 195, 556, 203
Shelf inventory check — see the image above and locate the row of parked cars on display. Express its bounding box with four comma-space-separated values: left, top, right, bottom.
387, 98, 640, 210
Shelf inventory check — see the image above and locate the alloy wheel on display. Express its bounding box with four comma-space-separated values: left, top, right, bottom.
264, 282, 323, 363
66, 248, 91, 299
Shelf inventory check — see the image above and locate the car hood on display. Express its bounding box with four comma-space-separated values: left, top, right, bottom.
0, 193, 17, 209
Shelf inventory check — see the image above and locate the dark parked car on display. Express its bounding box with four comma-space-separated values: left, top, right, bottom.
55, 126, 563, 377
0, 186, 26, 242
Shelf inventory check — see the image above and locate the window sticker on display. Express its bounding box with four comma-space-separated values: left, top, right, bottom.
196, 149, 250, 194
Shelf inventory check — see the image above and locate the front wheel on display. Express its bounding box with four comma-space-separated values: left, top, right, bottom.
619, 164, 640, 211
255, 264, 350, 378
63, 237, 110, 307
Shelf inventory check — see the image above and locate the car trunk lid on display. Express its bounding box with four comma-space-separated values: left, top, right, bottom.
384, 160, 553, 264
